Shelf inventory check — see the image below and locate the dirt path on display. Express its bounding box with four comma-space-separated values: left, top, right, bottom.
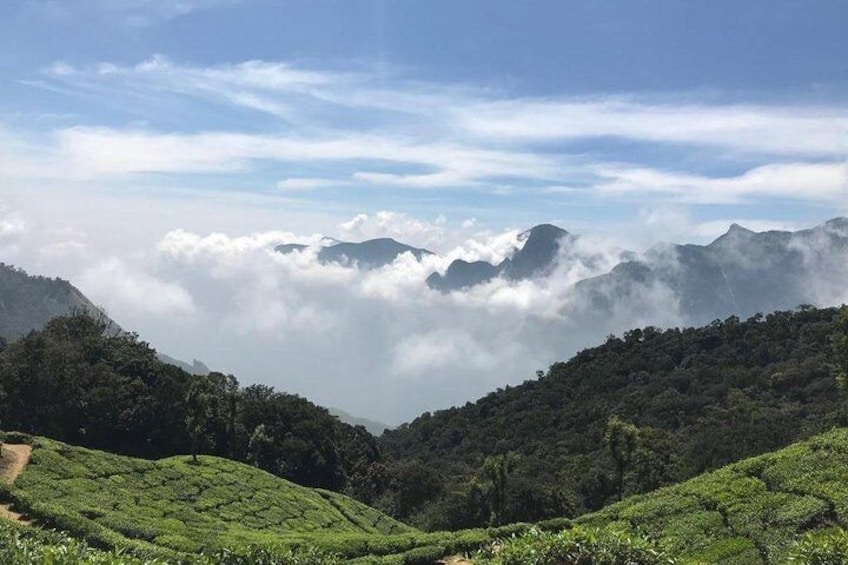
0, 443, 33, 524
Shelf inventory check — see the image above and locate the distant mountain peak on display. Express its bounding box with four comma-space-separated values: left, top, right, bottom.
727, 222, 752, 234
518, 223, 569, 244
822, 217, 848, 235
276, 236, 432, 270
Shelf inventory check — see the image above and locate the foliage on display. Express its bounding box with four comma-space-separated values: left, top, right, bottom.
379, 307, 848, 528
3, 437, 411, 556
578, 428, 848, 564
476, 525, 677, 565
0, 314, 378, 493
786, 528, 848, 564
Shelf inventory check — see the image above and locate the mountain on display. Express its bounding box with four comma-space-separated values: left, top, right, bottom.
378, 306, 848, 529
276, 237, 433, 269
156, 353, 211, 375
329, 407, 393, 436
574, 218, 848, 325
427, 224, 574, 291
0, 263, 209, 372
0, 263, 117, 340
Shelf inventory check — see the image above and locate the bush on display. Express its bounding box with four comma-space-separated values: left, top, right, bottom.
4, 431, 34, 444
477, 525, 677, 565
787, 528, 848, 564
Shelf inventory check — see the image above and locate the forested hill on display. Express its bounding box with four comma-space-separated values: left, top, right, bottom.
0, 314, 379, 495
377, 306, 848, 529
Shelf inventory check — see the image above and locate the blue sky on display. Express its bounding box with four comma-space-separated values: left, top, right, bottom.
1, 0, 846, 240
1, 0, 847, 420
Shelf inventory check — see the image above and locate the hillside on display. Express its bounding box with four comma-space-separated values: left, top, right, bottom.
0, 263, 109, 340
574, 427, 848, 564
4, 430, 848, 564
3, 436, 411, 555
378, 306, 848, 529
0, 313, 381, 496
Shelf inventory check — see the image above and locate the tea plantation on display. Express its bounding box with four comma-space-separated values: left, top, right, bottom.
576, 427, 848, 563
4, 430, 848, 563
2, 437, 412, 555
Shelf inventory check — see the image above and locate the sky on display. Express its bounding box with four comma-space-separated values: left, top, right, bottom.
0, 0, 847, 423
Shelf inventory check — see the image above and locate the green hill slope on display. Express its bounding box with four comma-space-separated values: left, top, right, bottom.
3, 437, 412, 555
378, 307, 848, 528
4, 430, 848, 564
572, 427, 848, 564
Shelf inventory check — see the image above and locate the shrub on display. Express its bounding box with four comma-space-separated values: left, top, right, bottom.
787, 528, 848, 564
477, 525, 677, 565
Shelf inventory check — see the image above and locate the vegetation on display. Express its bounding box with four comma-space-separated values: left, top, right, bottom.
4, 304, 848, 547
475, 525, 677, 565
1, 436, 409, 555
577, 427, 848, 563
378, 307, 848, 528
0, 314, 379, 494
4, 428, 848, 563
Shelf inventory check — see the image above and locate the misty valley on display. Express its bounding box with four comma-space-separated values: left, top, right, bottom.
2, 1, 848, 562
1, 217, 848, 563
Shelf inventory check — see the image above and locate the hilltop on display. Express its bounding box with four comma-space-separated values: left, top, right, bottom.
575, 427, 848, 563
2, 436, 410, 555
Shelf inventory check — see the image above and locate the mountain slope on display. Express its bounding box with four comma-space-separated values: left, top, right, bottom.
4, 436, 412, 555
0, 264, 110, 340
378, 306, 848, 528
574, 218, 848, 325
428, 224, 574, 291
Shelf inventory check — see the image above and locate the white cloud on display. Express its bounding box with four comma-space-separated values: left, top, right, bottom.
456, 98, 848, 157
595, 161, 848, 204
78, 258, 196, 317
0, 212, 25, 241
277, 178, 343, 191
13, 56, 846, 206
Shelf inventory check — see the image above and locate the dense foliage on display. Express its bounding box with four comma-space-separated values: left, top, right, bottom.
3, 305, 848, 535
578, 427, 848, 563
475, 526, 677, 565
5, 428, 848, 563
377, 307, 848, 529
1, 437, 409, 554
0, 314, 377, 493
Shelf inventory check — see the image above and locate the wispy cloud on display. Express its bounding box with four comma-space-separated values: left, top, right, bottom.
595, 162, 848, 204
5, 55, 846, 207
26, 0, 240, 26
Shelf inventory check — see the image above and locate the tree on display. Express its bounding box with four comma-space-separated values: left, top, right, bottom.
605, 416, 638, 501
478, 452, 520, 525
247, 424, 275, 469
184, 376, 217, 463
833, 306, 848, 388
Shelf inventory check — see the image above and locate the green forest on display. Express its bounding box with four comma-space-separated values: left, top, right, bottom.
1, 306, 848, 563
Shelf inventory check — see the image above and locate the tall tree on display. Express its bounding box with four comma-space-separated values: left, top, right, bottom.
605, 416, 638, 501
